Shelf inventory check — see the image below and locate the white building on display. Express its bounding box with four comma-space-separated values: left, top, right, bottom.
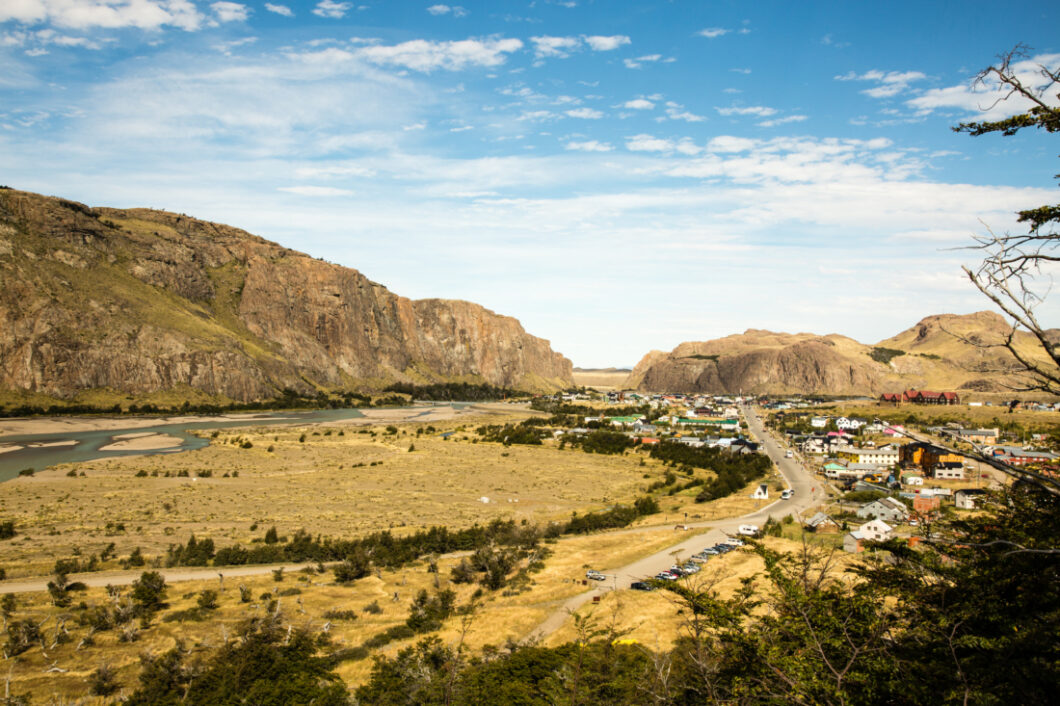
857, 518, 894, 541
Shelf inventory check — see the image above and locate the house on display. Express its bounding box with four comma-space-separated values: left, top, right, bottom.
844, 531, 868, 553
856, 497, 909, 523
632, 420, 655, 434
912, 495, 941, 517
901, 442, 964, 474
633, 436, 660, 445
836, 446, 900, 466
751, 484, 769, 500
674, 417, 740, 432
879, 392, 903, 405
955, 428, 1000, 445
990, 445, 1060, 466
810, 416, 829, 428
804, 511, 839, 533
902, 473, 924, 486
857, 518, 894, 541
955, 488, 988, 510
608, 415, 645, 427
835, 417, 866, 431
933, 461, 965, 480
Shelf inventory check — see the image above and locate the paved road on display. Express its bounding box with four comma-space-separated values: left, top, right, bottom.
526, 404, 824, 641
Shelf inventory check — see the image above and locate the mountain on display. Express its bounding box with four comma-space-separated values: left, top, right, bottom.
0, 188, 573, 404
626, 312, 1049, 395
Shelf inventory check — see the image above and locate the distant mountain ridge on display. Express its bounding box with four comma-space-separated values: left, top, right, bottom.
626, 311, 1051, 396
0, 188, 573, 404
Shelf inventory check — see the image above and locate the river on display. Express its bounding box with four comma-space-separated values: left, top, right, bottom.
0, 405, 465, 481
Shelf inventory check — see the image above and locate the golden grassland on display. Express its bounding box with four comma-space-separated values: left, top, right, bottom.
0, 410, 817, 700
544, 535, 864, 652
0, 526, 863, 700
571, 370, 632, 390
0, 414, 667, 579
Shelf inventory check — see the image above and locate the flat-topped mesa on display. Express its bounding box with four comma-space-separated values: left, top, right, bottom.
0, 188, 573, 403
626, 313, 1046, 395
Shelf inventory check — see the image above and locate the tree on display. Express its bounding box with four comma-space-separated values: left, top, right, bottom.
952, 46, 1060, 497
131, 571, 168, 617
955, 45, 1060, 396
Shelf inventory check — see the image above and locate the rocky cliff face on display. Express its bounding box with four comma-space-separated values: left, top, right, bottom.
0, 189, 572, 402
627, 314, 1046, 395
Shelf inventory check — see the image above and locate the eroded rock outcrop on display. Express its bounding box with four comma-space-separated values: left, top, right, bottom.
0, 189, 572, 402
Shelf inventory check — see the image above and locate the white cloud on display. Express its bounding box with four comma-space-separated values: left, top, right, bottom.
211, 2, 249, 22
356, 37, 523, 72
697, 28, 729, 38
835, 69, 927, 98
907, 52, 1060, 119
625, 134, 700, 155
312, 0, 351, 19
583, 34, 630, 51
427, 5, 468, 17
264, 3, 293, 17
706, 136, 757, 153
278, 185, 354, 196
530, 35, 580, 58
294, 165, 375, 179
624, 54, 661, 69
0, 0, 205, 31
566, 107, 603, 119
716, 105, 776, 117
565, 140, 612, 152
623, 98, 654, 110
665, 102, 704, 122
758, 114, 807, 128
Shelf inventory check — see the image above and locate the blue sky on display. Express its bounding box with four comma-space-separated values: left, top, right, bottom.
2, 1, 1059, 367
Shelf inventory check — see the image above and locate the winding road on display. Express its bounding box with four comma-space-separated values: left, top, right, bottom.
526, 403, 825, 641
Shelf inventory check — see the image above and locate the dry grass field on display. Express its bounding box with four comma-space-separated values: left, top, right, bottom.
0, 409, 811, 701
545, 535, 864, 651
0, 414, 664, 579
571, 369, 633, 390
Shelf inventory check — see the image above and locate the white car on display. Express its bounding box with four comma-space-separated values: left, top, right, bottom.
737, 525, 759, 537
781, 489, 794, 499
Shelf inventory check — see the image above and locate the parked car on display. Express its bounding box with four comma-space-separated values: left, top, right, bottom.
655, 571, 679, 581
785, 450, 794, 458
630, 581, 655, 591
781, 489, 794, 499
681, 562, 700, 574
586, 570, 607, 581
737, 525, 759, 537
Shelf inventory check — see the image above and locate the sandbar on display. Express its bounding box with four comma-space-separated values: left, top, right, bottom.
0, 412, 281, 437
99, 433, 185, 452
